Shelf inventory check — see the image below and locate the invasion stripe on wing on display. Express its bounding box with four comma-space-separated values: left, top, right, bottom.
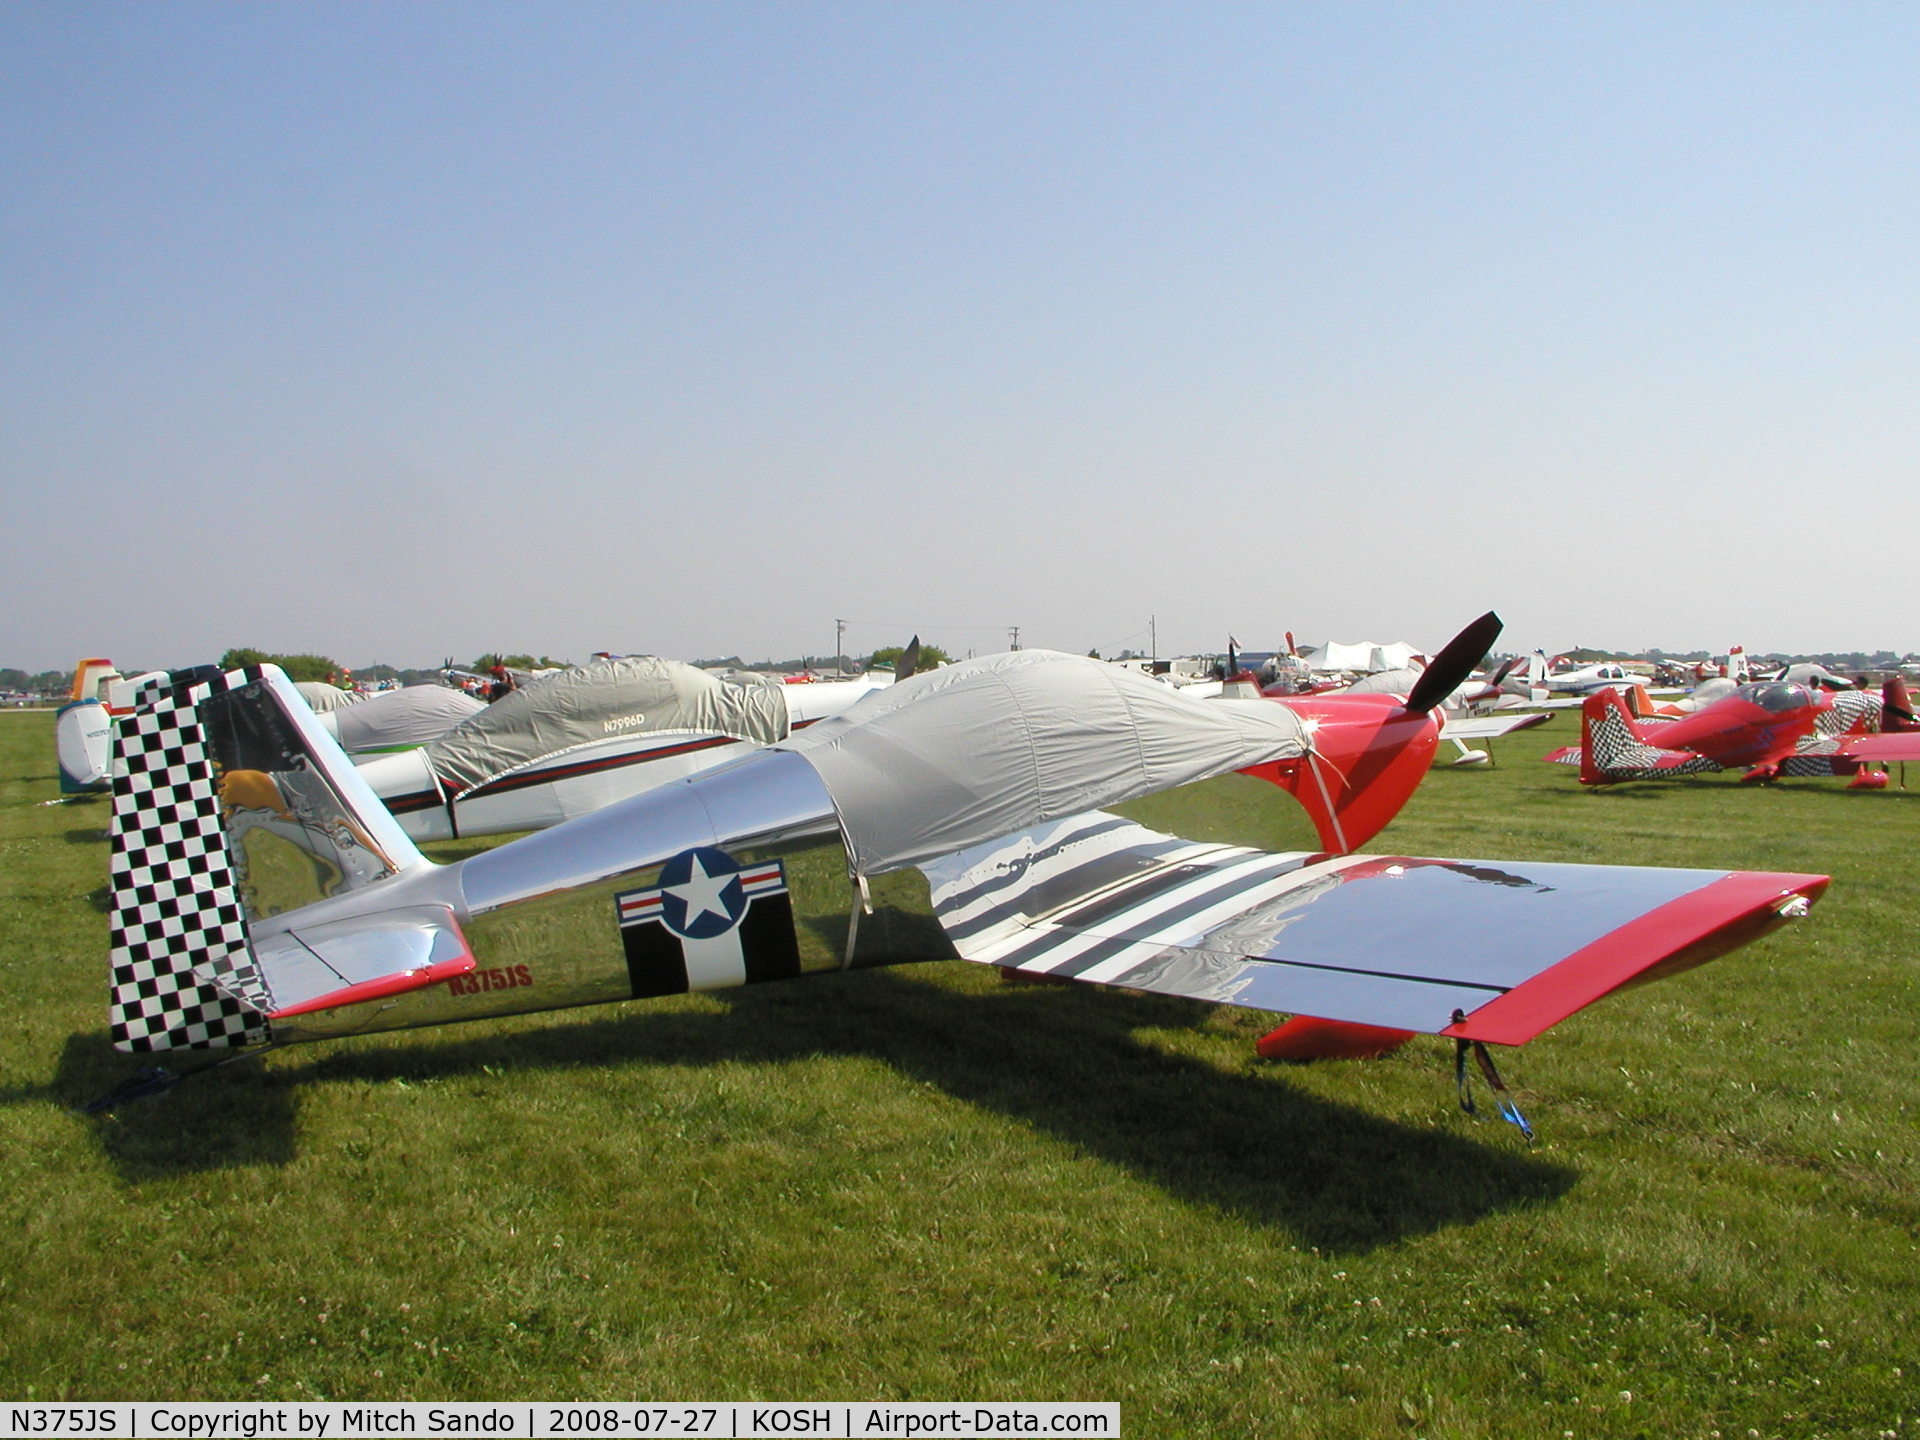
978, 850, 1335, 976
932, 826, 1224, 945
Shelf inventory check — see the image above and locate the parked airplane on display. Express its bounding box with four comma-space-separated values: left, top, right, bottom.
54, 659, 119, 793
58, 658, 482, 793
96, 614, 1826, 1132
1547, 678, 1920, 786
321, 654, 903, 842
1533, 654, 1650, 696
55, 658, 166, 793
302, 683, 486, 757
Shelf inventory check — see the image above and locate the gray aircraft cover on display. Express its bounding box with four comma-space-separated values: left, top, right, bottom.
322, 685, 486, 754
777, 649, 1308, 876
294, 681, 362, 713
424, 656, 792, 795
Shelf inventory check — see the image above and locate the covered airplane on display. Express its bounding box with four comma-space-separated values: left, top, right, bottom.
1548, 677, 1920, 786
346, 655, 900, 841
97, 614, 1827, 1131
299, 683, 487, 756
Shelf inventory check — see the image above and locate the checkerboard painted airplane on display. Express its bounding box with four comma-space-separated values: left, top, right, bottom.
94, 614, 1826, 1134
1547, 676, 1920, 786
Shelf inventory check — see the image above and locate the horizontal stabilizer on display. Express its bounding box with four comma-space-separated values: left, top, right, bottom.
921, 813, 1826, 1047
254, 905, 476, 1019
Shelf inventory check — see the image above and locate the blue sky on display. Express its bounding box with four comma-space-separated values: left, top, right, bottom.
4, 3, 1916, 671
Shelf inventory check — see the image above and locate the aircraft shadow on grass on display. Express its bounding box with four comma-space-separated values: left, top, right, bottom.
38, 945, 1575, 1256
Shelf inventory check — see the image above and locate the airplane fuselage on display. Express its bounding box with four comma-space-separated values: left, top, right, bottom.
1639, 682, 1869, 771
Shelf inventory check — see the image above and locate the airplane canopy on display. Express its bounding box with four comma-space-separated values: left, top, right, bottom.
426, 656, 790, 794
778, 649, 1308, 875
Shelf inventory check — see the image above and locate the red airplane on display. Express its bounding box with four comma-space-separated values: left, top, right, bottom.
1548, 677, 1920, 787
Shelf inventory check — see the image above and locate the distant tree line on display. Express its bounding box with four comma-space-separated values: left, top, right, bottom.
0, 667, 71, 696
691, 644, 952, 673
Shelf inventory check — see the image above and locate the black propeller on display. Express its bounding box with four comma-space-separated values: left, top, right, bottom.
1404, 611, 1504, 715
1486, 655, 1523, 687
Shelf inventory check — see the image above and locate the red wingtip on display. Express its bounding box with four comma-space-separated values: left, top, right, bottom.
1256, 1016, 1416, 1061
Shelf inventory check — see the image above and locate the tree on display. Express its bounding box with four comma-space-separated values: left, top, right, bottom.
220, 648, 343, 683
867, 642, 951, 671
470, 654, 569, 672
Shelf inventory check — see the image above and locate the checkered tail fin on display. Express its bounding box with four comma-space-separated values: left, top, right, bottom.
107, 666, 425, 1052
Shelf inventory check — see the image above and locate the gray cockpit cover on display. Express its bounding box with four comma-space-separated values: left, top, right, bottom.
425, 656, 791, 794
324, 686, 485, 753
295, 682, 362, 713
776, 649, 1309, 875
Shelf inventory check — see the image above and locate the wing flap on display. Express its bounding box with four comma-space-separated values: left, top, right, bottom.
922, 814, 1826, 1046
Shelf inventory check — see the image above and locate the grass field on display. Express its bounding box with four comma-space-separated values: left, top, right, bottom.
1, 708, 1914, 1437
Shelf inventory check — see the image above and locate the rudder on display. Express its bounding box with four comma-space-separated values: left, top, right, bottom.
108, 670, 272, 1051
107, 665, 426, 1051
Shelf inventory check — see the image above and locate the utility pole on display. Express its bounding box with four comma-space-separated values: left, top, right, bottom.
1150, 615, 1157, 664
835, 618, 846, 677
1009, 626, 1020, 651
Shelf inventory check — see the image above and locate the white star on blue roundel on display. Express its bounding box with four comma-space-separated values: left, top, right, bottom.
657, 847, 750, 939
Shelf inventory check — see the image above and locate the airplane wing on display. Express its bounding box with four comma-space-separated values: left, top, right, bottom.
920, 813, 1823, 1046
1516, 695, 1587, 710
1441, 712, 1550, 742
1828, 731, 1920, 764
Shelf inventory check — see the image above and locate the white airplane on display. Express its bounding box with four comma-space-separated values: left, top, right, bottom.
55, 658, 170, 793
57, 659, 485, 793
1532, 653, 1650, 696
344, 653, 907, 842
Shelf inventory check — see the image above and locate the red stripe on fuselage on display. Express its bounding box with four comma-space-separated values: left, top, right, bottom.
386, 734, 749, 813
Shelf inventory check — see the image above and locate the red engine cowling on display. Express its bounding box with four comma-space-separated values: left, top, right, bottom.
1240, 693, 1441, 853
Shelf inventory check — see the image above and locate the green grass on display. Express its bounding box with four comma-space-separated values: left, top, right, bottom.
1, 709, 1915, 1437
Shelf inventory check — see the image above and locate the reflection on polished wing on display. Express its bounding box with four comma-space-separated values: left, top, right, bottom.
924, 813, 1825, 1045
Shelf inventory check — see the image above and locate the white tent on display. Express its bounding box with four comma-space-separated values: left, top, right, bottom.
1313, 640, 1419, 673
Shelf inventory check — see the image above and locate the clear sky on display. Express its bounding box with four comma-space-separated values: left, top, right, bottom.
4, 2, 1916, 672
